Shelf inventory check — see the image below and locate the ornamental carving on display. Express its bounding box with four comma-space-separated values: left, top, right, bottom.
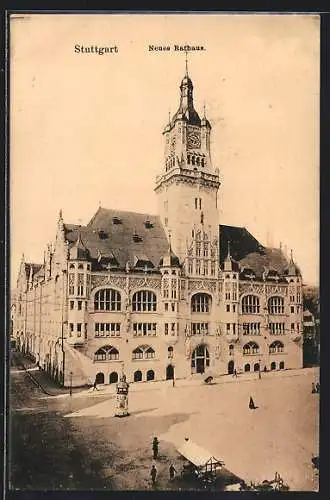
265, 285, 287, 296
91, 274, 161, 292
91, 274, 126, 290
130, 277, 162, 290
188, 279, 217, 294
239, 283, 265, 296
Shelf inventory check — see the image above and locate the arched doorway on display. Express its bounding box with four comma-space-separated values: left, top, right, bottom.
271, 362, 276, 371
166, 364, 174, 380
147, 370, 155, 381
191, 345, 210, 374
109, 372, 118, 384
134, 370, 142, 382
279, 361, 285, 370
244, 364, 250, 372
228, 360, 234, 375
254, 363, 260, 372
95, 372, 104, 384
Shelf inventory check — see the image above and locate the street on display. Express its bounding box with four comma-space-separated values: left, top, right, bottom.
9, 351, 319, 491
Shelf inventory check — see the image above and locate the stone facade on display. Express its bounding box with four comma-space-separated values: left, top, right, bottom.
13, 69, 303, 387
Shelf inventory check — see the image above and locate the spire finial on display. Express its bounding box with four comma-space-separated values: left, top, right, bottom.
185, 48, 189, 76
168, 229, 172, 251
290, 248, 293, 262
227, 240, 231, 259
59, 209, 63, 220
168, 109, 171, 124
203, 101, 206, 118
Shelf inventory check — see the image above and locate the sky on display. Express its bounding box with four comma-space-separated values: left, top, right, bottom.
10, 13, 320, 286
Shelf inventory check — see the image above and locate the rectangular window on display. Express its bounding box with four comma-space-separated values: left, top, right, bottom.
233, 324, 236, 334
84, 323, 87, 339
133, 323, 157, 337
225, 293, 230, 300
226, 304, 230, 312
70, 301, 74, 310
291, 306, 294, 313
291, 323, 295, 330
199, 198, 202, 210
226, 323, 231, 332
70, 323, 74, 332
165, 323, 169, 335
191, 323, 209, 335
165, 303, 168, 311
95, 323, 120, 337
163, 289, 169, 299
77, 323, 82, 337
269, 322, 285, 335
171, 289, 177, 299
171, 303, 175, 312
78, 301, 82, 310
195, 198, 198, 209
233, 305, 236, 313
171, 323, 176, 335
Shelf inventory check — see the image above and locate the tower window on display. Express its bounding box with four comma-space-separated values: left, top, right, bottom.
195, 198, 198, 209
199, 198, 202, 210
187, 154, 191, 165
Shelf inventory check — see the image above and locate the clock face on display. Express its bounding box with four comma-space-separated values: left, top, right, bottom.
187, 131, 201, 149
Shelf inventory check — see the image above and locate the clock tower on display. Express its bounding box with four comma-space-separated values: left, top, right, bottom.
155, 67, 221, 275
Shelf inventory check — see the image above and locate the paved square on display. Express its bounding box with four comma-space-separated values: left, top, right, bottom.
66, 367, 319, 491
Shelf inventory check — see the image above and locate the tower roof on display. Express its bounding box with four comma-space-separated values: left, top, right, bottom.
170, 68, 201, 128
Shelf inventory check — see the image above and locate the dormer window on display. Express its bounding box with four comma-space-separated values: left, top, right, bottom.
112, 217, 122, 225
144, 220, 154, 229
133, 234, 143, 243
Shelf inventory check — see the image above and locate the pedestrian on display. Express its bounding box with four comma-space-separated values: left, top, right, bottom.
249, 396, 256, 410
169, 463, 177, 480
172, 377, 175, 387
312, 382, 316, 394
234, 369, 237, 378
152, 436, 159, 459
316, 382, 320, 394
92, 379, 99, 391
150, 464, 157, 485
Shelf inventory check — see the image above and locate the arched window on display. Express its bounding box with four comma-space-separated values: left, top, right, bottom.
254, 363, 260, 372
94, 289, 121, 311
271, 362, 276, 370
78, 264, 84, 270
132, 290, 157, 312
94, 345, 119, 361
147, 370, 155, 381
109, 372, 118, 384
168, 346, 173, 358
243, 342, 259, 355
244, 363, 250, 372
242, 295, 260, 314
229, 344, 234, 356
191, 344, 210, 374
268, 296, 284, 314
132, 345, 155, 360
279, 361, 285, 370
191, 293, 212, 313
269, 341, 284, 354
134, 370, 142, 382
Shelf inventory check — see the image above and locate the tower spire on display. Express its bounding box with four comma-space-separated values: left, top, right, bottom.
227, 239, 231, 259
185, 48, 189, 76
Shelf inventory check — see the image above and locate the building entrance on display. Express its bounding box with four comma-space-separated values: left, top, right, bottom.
191, 345, 209, 374
166, 364, 174, 380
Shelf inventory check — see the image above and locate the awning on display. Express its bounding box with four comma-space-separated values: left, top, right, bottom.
177, 439, 224, 468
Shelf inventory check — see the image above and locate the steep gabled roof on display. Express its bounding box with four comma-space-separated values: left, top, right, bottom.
64, 207, 169, 270
24, 263, 43, 280
220, 225, 290, 279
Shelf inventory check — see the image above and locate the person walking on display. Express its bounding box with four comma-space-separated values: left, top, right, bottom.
169, 464, 177, 480
312, 382, 316, 394
92, 379, 99, 391
150, 464, 157, 485
249, 396, 256, 410
172, 377, 175, 387
152, 437, 159, 459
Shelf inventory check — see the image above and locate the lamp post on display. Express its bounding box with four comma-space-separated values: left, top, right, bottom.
258, 358, 261, 380
69, 371, 73, 396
